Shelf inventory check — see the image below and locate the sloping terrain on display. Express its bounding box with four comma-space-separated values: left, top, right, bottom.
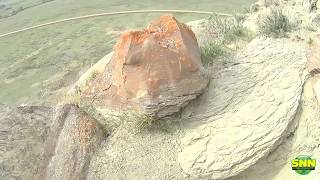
1, 0, 320, 180
83, 37, 311, 180
0, 0, 255, 106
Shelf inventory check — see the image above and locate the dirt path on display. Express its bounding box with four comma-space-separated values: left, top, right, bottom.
0, 10, 231, 39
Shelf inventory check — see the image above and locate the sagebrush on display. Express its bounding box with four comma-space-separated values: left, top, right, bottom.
201, 14, 252, 66
259, 9, 293, 37
118, 111, 155, 131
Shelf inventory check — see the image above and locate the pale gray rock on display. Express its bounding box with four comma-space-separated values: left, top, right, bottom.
178, 38, 308, 179
296, 0, 318, 12
43, 104, 105, 180
0, 104, 105, 180
229, 78, 320, 180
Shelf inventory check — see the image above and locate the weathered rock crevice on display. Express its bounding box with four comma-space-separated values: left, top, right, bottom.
0, 103, 106, 180
42, 104, 105, 180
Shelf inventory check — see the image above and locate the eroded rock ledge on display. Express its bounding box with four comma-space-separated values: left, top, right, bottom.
178, 37, 308, 179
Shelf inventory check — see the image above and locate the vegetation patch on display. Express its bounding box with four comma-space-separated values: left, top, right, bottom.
263, 0, 280, 7
201, 14, 253, 66
118, 111, 155, 132
308, 37, 314, 45
258, 9, 293, 38
90, 70, 99, 80
201, 42, 226, 66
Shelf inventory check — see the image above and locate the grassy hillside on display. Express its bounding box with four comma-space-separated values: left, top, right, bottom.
0, 0, 55, 19
0, 0, 255, 106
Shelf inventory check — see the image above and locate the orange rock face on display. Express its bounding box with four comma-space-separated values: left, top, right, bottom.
82, 15, 208, 117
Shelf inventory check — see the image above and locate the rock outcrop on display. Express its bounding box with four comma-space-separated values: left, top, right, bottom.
4, 6, 320, 179
178, 37, 308, 179
42, 104, 105, 180
83, 36, 310, 180
229, 78, 320, 180
307, 34, 320, 106
0, 104, 105, 180
80, 15, 208, 118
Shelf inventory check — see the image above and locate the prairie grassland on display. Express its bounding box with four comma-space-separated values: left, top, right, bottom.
0, 0, 255, 105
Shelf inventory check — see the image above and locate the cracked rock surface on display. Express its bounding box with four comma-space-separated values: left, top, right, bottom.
178, 37, 308, 179
80, 15, 208, 118
43, 104, 105, 180
0, 104, 105, 180
229, 78, 320, 180
84, 37, 310, 180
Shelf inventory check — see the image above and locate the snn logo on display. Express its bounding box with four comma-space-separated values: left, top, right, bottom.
291, 155, 316, 175
292, 159, 316, 170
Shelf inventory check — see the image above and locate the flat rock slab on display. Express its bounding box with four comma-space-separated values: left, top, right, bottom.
178, 38, 308, 179
228, 78, 320, 180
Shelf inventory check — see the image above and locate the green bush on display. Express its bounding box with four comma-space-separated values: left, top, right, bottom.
201, 42, 226, 66
200, 14, 252, 66
263, 0, 280, 7
225, 24, 251, 42
259, 9, 293, 37
119, 111, 155, 131
308, 37, 314, 45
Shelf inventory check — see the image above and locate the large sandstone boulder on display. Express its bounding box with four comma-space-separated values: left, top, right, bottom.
80, 15, 208, 118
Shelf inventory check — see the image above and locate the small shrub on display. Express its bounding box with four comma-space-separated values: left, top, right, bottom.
119, 111, 155, 131
259, 9, 293, 37
225, 24, 251, 43
200, 14, 252, 66
263, 0, 280, 7
306, 24, 317, 32
201, 42, 226, 66
204, 15, 232, 44
90, 70, 98, 80
308, 37, 314, 45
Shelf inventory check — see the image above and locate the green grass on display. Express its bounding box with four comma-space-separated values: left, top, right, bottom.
200, 14, 252, 66
0, 0, 54, 19
263, 0, 280, 7
225, 24, 251, 42
90, 70, 99, 80
201, 42, 226, 65
258, 9, 293, 37
118, 111, 155, 132
308, 37, 314, 45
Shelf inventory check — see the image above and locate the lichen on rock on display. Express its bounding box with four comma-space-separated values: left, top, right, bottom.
80, 15, 209, 118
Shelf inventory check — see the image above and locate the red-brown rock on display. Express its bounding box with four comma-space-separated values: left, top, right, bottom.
82, 15, 208, 117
